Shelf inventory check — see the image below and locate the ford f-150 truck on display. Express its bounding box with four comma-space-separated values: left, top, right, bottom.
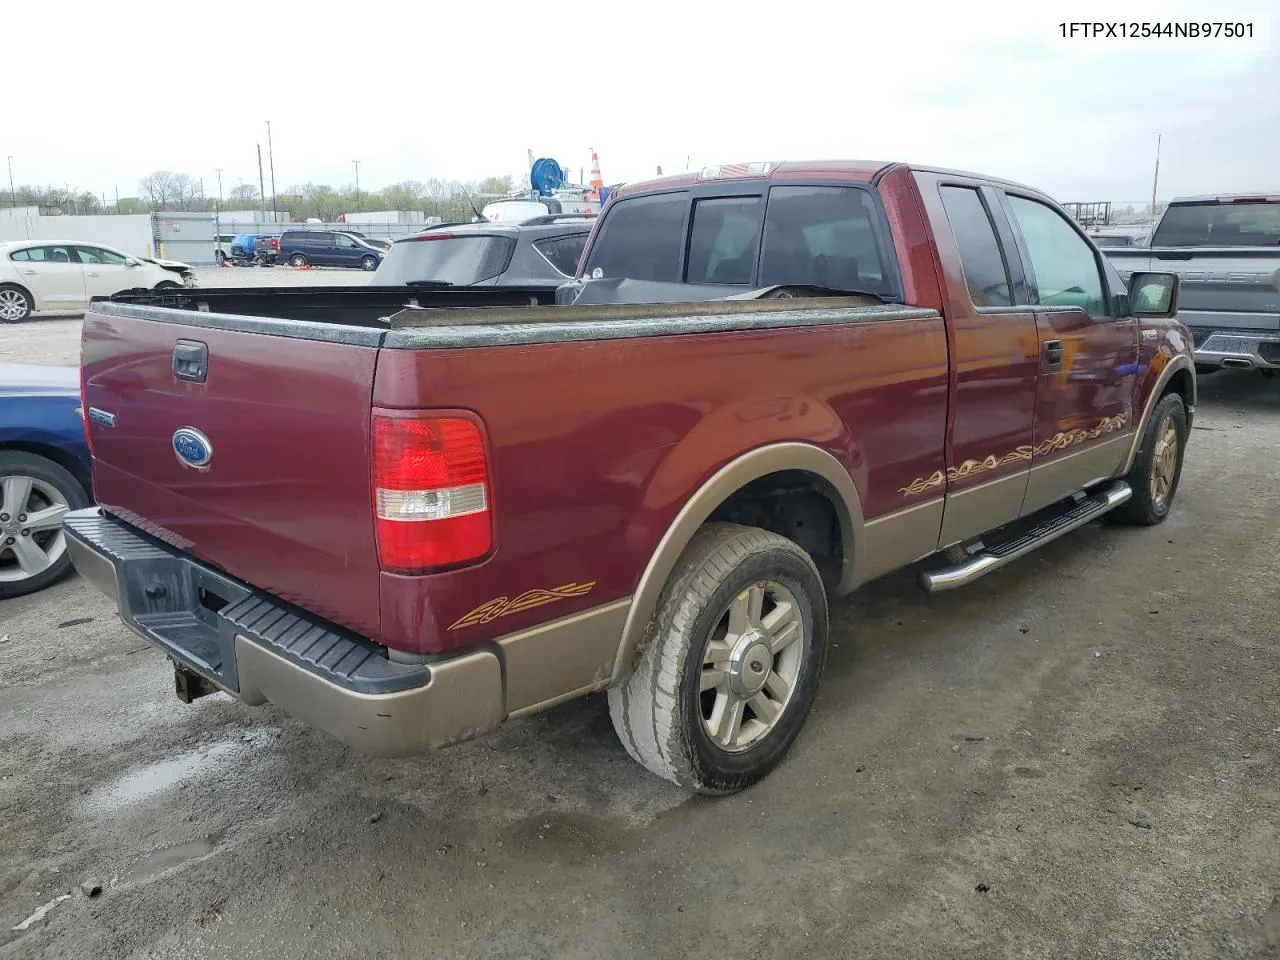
64, 161, 1194, 795
1103, 193, 1280, 374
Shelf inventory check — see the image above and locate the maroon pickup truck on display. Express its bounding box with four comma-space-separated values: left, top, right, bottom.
65, 161, 1195, 795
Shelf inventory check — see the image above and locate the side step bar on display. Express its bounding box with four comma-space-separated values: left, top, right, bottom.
920, 481, 1132, 592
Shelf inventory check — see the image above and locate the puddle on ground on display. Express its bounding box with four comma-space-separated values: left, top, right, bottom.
79, 729, 279, 816
120, 833, 224, 886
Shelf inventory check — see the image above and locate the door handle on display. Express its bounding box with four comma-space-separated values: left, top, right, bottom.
1041, 339, 1064, 373
86, 271, 100, 277
20, 269, 35, 275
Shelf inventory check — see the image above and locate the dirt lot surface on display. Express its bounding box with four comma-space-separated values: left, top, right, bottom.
1, 311, 1277, 959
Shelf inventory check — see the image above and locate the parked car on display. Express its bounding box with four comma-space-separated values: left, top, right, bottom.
0, 241, 194, 323
67, 159, 1192, 795
0, 364, 93, 599
1103, 193, 1280, 374
372, 215, 595, 287
278, 230, 386, 270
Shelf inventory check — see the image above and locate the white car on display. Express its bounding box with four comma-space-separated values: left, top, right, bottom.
0, 240, 195, 323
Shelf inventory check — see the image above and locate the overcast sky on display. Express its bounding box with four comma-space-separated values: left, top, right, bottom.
6, 1, 1276, 205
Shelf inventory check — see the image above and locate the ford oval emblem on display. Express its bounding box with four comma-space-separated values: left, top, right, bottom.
172, 427, 213, 469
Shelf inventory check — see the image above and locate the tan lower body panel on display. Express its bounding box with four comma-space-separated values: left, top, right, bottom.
1021, 433, 1131, 517
857, 496, 945, 586
235, 637, 505, 757
497, 598, 632, 718
938, 470, 1031, 547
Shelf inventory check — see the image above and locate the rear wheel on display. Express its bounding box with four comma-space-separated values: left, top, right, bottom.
0, 285, 33, 323
289, 253, 309, 268
0, 452, 90, 599
1109, 393, 1187, 526
608, 523, 829, 794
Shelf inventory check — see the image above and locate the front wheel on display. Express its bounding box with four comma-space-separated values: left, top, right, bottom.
608, 523, 829, 795
0, 285, 33, 323
1109, 392, 1187, 526
360, 255, 378, 272
289, 254, 309, 268
0, 452, 91, 599
155, 281, 182, 291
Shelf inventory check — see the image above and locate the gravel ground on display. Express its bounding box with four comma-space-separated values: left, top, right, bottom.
0, 311, 1277, 959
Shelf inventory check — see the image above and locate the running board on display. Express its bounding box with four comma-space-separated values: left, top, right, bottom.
919, 481, 1132, 593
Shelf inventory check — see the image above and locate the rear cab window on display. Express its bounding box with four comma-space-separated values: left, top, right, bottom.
377, 234, 517, 286
583, 180, 900, 299
1151, 199, 1280, 247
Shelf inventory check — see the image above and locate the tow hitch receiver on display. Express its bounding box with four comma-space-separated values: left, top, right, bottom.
174, 664, 219, 704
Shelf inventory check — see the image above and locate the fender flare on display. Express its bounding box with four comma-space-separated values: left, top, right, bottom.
609, 442, 865, 684
1119, 354, 1195, 475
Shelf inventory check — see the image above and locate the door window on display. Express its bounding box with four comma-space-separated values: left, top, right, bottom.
685, 197, 762, 285
940, 186, 1012, 307
75, 246, 128, 265
335, 234, 359, 249
1007, 195, 1108, 319
758, 186, 892, 295
11, 245, 75, 263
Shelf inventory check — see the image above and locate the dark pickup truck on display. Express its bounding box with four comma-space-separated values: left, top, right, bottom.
66, 160, 1194, 795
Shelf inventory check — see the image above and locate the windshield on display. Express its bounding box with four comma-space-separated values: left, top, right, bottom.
374, 235, 516, 285
1151, 200, 1280, 247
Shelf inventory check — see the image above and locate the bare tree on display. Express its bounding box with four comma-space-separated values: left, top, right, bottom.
227, 183, 260, 208
139, 171, 182, 210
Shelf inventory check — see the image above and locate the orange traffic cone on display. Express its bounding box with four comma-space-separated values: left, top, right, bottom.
588, 149, 604, 199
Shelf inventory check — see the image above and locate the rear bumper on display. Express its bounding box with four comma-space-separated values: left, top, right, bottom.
63, 508, 504, 757
1191, 328, 1280, 369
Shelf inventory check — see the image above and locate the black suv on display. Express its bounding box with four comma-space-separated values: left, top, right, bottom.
371, 215, 594, 287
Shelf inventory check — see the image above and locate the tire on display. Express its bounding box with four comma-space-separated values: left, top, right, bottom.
1108, 392, 1187, 526
289, 254, 308, 268
608, 523, 829, 795
0, 284, 33, 323
0, 451, 91, 600
214, 250, 226, 266
360, 256, 378, 272
155, 281, 181, 291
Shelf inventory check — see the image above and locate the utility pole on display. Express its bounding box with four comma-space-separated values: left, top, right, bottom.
6, 156, 14, 207
214, 168, 224, 209
265, 121, 278, 219
115, 187, 120, 214
353, 160, 361, 213
1150, 134, 1162, 218
257, 143, 267, 221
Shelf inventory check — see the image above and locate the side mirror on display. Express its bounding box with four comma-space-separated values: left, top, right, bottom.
1128, 271, 1179, 318
125, 257, 142, 267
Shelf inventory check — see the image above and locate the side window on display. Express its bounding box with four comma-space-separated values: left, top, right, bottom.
335, 234, 358, 248
533, 234, 589, 277
583, 192, 687, 283
77, 247, 127, 265
939, 186, 1012, 307
758, 186, 892, 295
1007, 195, 1108, 319
9, 249, 30, 262
685, 197, 762, 285
27, 246, 74, 263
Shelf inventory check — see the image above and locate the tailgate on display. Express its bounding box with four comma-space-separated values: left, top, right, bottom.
81, 308, 384, 639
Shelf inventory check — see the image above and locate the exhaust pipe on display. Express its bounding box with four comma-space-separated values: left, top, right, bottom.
1221, 357, 1254, 369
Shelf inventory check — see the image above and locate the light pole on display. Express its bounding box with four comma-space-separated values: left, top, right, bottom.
353, 160, 361, 213
6, 156, 14, 208
265, 121, 278, 220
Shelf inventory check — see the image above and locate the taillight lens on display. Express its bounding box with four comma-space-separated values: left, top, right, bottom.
372, 413, 492, 573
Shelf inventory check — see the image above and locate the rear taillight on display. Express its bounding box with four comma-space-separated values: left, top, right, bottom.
372, 412, 492, 573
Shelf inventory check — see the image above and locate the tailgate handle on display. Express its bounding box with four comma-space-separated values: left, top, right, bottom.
173, 340, 209, 383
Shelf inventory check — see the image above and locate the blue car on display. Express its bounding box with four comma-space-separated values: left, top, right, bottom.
0, 364, 93, 599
